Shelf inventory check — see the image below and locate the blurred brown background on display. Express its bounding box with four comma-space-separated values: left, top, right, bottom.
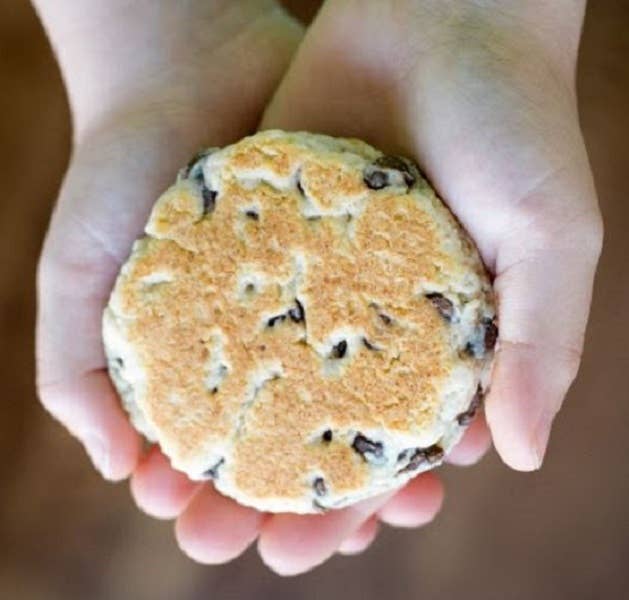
1, 1, 628, 599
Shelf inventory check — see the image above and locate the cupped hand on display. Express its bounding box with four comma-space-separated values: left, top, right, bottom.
253, 0, 602, 570
36, 1, 303, 479
35, 0, 492, 577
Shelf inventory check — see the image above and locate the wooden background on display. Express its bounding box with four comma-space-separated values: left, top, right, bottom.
1, 1, 628, 598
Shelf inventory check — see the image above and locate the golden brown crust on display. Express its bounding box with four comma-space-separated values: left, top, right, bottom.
104, 130, 496, 513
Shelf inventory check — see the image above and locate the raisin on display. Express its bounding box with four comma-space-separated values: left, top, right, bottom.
456, 385, 484, 426
397, 444, 444, 474
373, 155, 417, 187
464, 317, 498, 359
267, 314, 286, 327
296, 177, 305, 196
464, 341, 476, 357
426, 292, 455, 321
379, 313, 393, 326
362, 337, 378, 351
330, 340, 348, 359
183, 148, 212, 181
352, 434, 384, 459
313, 477, 327, 497
369, 302, 393, 326
202, 186, 217, 214
363, 169, 389, 190
288, 299, 305, 323
322, 429, 333, 443
483, 318, 498, 351
245, 210, 259, 220
364, 155, 422, 190
203, 457, 225, 480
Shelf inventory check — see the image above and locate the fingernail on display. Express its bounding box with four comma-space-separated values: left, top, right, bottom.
531, 412, 554, 469
83, 434, 110, 478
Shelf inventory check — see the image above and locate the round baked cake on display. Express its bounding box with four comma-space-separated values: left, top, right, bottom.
103, 130, 497, 514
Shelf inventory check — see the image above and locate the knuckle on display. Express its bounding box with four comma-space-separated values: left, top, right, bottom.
36, 381, 58, 412
555, 348, 582, 388
36, 381, 67, 421
525, 210, 604, 260
581, 211, 604, 259
546, 348, 582, 417
537, 340, 583, 396
501, 338, 583, 394
36, 379, 82, 439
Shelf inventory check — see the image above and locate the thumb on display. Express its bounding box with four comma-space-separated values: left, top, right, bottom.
486, 176, 603, 470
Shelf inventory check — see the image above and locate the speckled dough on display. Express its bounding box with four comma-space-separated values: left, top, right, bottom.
103, 130, 497, 513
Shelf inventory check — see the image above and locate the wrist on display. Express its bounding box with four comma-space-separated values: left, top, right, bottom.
33, 0, 300, 144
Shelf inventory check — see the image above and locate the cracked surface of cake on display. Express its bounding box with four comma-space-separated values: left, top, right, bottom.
103, 130, 497, 513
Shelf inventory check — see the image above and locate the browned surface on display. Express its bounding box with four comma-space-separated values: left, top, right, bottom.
112, 131, 489, 510
1, 1, 628, 599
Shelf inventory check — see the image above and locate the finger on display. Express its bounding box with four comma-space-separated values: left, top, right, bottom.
130, 447, 201, 519
445, 413, 492, 466
175, 485, 264, 565
258, 492, 394, 576
377, 472, 443, 528
37, 370, 141, 480
337, 517, 379, 556
487, 218, 602, 471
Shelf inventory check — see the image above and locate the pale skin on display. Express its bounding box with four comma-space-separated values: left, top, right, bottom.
34, 0, 602, 576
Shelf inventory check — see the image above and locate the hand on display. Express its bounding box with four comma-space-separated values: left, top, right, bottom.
255, 0, 602, 571
36, 0, 601, 577
35, 0, 489, 577
35, 0, 302, 477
